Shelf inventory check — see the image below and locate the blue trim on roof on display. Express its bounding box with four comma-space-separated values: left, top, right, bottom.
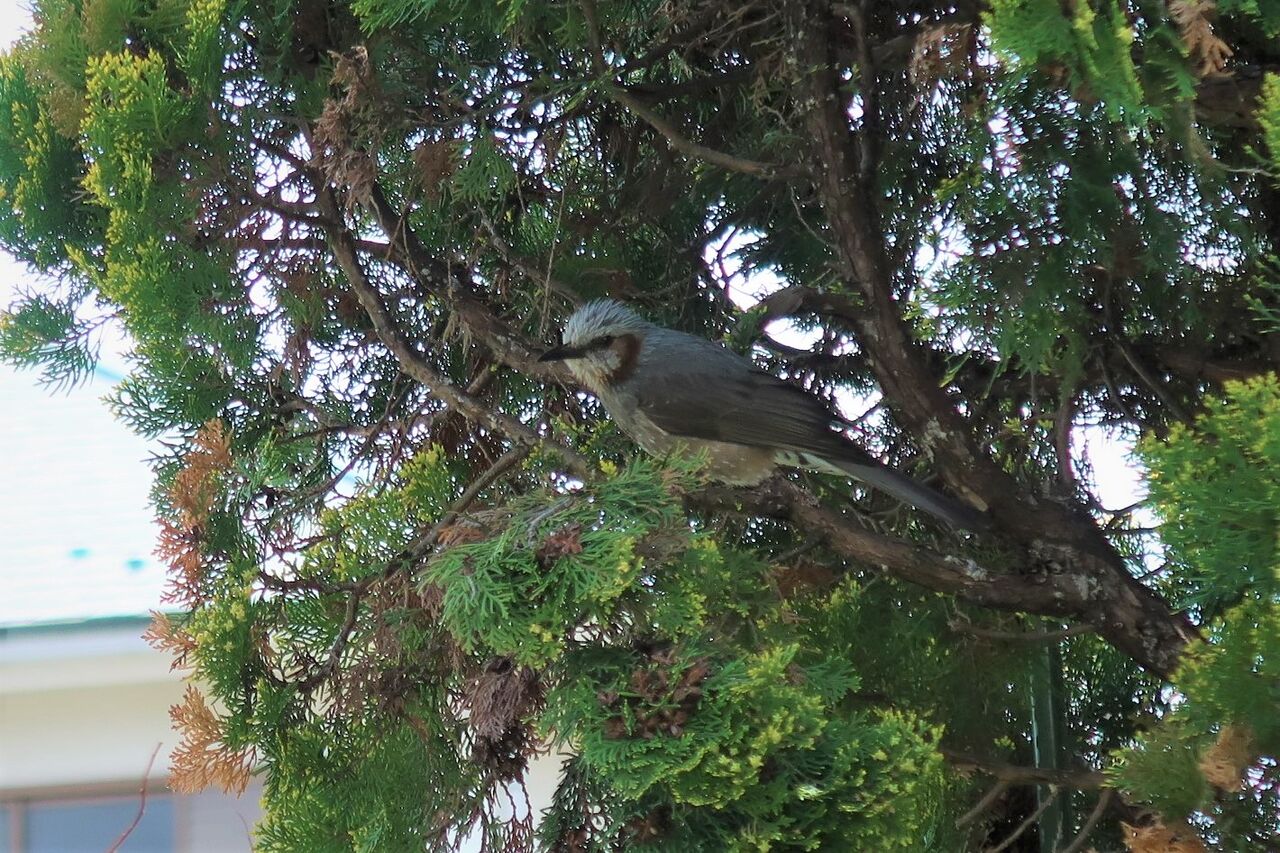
92, 364, 125, 383
0, 613, 159, 636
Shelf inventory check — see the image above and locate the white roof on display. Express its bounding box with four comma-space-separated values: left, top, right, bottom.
0, 224, 166, 627
0, 362, 167, 626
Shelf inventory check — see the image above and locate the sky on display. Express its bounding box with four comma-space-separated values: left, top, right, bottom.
0, 0, 1146, 626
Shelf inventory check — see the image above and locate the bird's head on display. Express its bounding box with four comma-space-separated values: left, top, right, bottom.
538, 300, 651, 391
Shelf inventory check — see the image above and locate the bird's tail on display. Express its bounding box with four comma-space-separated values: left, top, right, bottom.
782, 450, 990, 531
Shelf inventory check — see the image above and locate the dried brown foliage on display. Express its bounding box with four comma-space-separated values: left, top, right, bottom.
467, 657, 544, 781
332, 573, 462, 718
156, 419, 232, 608
622, 807, 669, 844
168, 684, 257, 795
1169, 0, 1233, 76
535, 523, 584, 567
1122, 819, 1209, 853
770, 559, 839, 599
1198, 723, 1255, 791
142, 610, 197, 671
436, 521, 490, 548
909, 22, 975, 88
412, 139, 458, 202
601, 648, 711, 740
312, 46, 382, 207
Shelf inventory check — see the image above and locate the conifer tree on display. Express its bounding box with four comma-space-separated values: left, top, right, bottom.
2, 0, 1279, 848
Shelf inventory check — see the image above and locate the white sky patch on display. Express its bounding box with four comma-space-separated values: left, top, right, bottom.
1075, 423, 1152, 520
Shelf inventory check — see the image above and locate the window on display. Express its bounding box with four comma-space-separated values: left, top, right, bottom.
3, 795, 174, 853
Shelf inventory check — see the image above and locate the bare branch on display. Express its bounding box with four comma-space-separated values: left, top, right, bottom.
419, 445, 533, 552
694, 479, 1093, 617
1057, 789, 1115, 853
610, 88, 800, 179
361, 182, 573, 383
476, 212, 582, 306
987, 786, 1059, 853
296, 587, 363, 692
107, 743, 163, 853
940, 749, 1106, 789
579, 0, 799, 179
955, 779, 1010, 829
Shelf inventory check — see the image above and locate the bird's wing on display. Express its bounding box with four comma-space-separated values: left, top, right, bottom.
627, 332, 854, 458
625, 331, 989, 530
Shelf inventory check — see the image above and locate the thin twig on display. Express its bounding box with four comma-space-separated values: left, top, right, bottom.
956, 779, 1010, 828
423, 446, 534, 549
361, 182, 571, 383
107, 742, 163, 853
1056, 788, 1114, 853
987, 786, 1059, 853
1114, 334, 1193, 424
578, 0, 797, 179
612, 88, 797, 178
296, 588, 363, 692
315, 185, 592, 479
475, 211, 580, 307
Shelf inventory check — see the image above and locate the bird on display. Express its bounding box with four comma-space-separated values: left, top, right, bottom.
537, 299, 987, 530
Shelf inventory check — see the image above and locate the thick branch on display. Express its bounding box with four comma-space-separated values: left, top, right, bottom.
941, 748, 1106, 789
791, 2, 1194, 676
949, 621, 1096, 643
694, 479, 1089, 616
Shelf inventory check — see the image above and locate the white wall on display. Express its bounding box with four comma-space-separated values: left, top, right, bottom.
0, 618, 180, 794
0, 617, 261, 852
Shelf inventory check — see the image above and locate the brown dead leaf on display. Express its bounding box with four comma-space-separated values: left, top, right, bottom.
536, 523, 584, 567
1170, 0, 1233, 76
1198, 723, 1255, 791
1122, 820, 1208, 853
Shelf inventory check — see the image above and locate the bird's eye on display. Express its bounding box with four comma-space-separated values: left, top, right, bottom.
595, 335, 615, 348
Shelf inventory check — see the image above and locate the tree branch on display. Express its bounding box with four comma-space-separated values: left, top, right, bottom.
789, 0, 1194, 677
361, 182, 573, 383
1057, 789, 1115, 853
949, 621, 1097, 643
987, 787, 1059, 853
694, 479, 1091, 616
941, 749, 1106, 789
956, 780, 1010, 829
579, 0, 799, 179
315, 185, 593, 480
610, 88, 799, 179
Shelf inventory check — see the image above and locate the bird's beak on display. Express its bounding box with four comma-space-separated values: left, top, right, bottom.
537, 343, 586, 362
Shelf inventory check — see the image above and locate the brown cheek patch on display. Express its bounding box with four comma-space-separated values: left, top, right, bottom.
606, 334, 642, 383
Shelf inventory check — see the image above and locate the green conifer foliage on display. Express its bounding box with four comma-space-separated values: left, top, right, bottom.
2, 0, 1279, 848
